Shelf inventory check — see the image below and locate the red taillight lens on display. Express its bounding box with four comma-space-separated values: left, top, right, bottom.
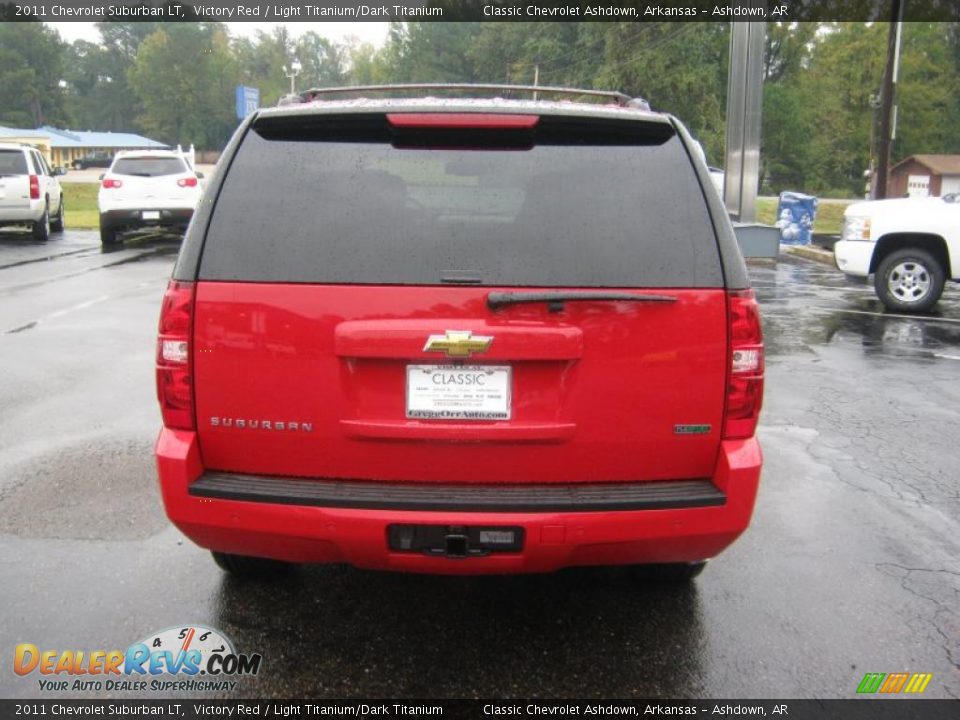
387, 113, 540, 129
177, 176, 198, 188
156, 280, 195, 431
724, 289, 764, 440
29, 175, 40, 200
101, 178, 122, 189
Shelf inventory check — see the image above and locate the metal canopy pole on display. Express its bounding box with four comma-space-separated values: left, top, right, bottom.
725, 20, 766, 223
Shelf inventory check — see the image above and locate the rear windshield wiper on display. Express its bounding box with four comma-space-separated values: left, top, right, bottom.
487, 290, 677, 311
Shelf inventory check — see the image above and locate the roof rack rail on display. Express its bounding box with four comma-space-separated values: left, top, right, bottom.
279, 83, 649, 110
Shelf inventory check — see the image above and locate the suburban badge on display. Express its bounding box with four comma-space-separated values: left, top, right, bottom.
674, 424, 712, 435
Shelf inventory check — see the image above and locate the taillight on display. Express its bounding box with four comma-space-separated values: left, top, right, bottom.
101, 178, 122, 189
724, 289, 764, 440
156, 280, 195, 431
387, 113, 540, 129
29, 175, 40, 200
177, 177, 198, 188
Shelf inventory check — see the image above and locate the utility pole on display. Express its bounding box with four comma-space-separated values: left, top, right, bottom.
875, 0, 904, 199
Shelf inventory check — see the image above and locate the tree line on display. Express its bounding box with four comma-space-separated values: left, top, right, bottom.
1, 20, 958, 196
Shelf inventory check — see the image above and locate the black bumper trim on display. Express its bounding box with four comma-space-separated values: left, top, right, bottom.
100, 208, 194, 230
189, 473, 726, 513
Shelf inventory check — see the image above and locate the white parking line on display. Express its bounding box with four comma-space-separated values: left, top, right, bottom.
811, 306, 960, 324
5, 294, 112, 334
933, 353, 960, 361
47, 294, 112, 319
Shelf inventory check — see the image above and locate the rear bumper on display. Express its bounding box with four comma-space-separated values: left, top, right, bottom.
100, 208, 194, 232
0, 202, 44, 225
156, 429, 762, 574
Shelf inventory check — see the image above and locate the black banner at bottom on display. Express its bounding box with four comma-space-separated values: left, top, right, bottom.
2, 700, 958, 720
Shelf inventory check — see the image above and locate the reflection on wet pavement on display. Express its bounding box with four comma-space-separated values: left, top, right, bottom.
752, 257, 960, 360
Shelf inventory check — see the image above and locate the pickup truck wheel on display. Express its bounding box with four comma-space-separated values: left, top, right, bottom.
211, 551, 295, 577
874, 248, 945, 313
50, 196, 65, 232
32, 204, 50, 242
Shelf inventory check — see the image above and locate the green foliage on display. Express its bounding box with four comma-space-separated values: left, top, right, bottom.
801, 23, 886, 196
127, 23, 238, 148
597, 23, 729, 162
62, 41, 121, 132
894, 23, 960, 158
232, 28, 294, 106
342, 39, 389, 86
0, 23, 69, 127
383, 22, 481, 82
297, 31, 346, 89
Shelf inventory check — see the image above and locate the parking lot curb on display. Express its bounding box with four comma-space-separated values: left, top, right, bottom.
782, 244, 835, 266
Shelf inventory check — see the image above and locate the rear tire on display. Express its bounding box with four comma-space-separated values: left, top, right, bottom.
874, 248, 945, 313
32, 204, 50, 242
99, 220, 118, 246
50, 196, 65, 232
211, 551, 294, 578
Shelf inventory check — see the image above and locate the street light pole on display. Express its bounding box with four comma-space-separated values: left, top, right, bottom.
282, 60, 302, 95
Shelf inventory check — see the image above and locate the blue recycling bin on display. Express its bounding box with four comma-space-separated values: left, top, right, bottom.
775, 192, 818, 246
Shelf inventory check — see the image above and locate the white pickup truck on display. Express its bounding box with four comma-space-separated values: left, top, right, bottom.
834, 194, 959, 312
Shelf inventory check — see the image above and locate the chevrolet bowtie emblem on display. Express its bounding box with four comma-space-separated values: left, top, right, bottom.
423, 330, 493, 358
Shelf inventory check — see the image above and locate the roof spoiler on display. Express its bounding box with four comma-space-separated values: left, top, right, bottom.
278, 84, 650, 111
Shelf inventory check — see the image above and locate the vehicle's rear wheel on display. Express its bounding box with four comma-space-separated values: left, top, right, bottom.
50, 196, 65, 232
32, 204, 50, 242
99, 220, 118, 246
634, 561, 707, 583
211, 551, 294, 578
874, 248, 945, 313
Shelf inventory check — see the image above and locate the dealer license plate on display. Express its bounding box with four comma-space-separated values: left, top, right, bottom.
406, 365, 511, 420
142, 210, 160, 220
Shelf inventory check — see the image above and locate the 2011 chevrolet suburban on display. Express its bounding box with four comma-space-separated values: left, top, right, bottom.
154, 85, 764, 580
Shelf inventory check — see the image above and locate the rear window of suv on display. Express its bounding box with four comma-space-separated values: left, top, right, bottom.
112, 157, 187, 177
199, 113, 722, 287
0, 150, 28, 175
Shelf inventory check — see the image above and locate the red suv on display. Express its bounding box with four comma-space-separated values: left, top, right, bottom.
155, 85, 763, 580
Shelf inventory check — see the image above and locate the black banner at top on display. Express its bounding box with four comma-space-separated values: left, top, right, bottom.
3, 0, 960, 23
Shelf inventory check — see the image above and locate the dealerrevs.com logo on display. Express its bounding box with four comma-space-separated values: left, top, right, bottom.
14, 625, 262, 692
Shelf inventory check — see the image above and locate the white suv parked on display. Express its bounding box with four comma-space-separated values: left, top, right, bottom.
0, 142, 66, 241
835, 194, 959, 312
97, 149, 202, 246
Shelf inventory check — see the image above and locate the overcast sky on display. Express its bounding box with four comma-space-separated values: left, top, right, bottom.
46, 21, 391, 47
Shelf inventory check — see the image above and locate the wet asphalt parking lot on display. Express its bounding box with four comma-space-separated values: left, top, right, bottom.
0, 229, 958, 700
